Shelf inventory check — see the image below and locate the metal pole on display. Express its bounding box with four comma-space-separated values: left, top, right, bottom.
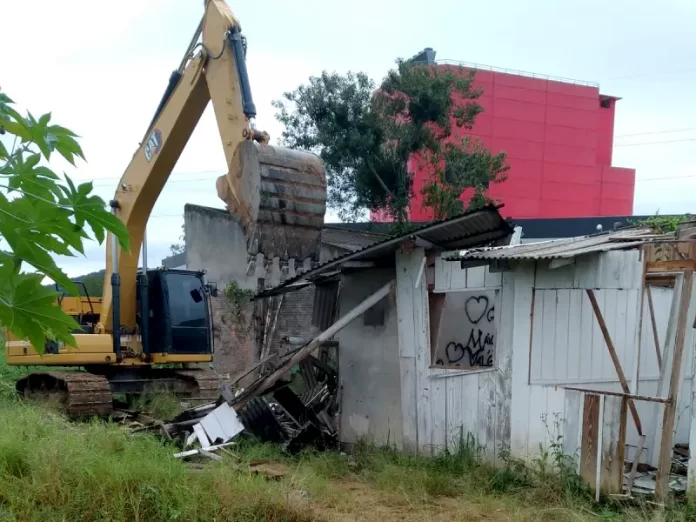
142, 228, 148, 272
110, 205, 122, 361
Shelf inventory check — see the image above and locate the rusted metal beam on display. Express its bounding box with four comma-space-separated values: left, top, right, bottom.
586, 289, 643, 436
562, 386, 670, 404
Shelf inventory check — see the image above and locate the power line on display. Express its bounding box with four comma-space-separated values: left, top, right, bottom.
636, 174, 696, 182
69, 170, 225, 185
607, 68, 696, 81
614, 138, 696, 148
615, 128, 696, 138
91, 175, 220, 188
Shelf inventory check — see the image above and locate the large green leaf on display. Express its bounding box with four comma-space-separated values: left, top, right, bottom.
60, 175, 130, 251
0, 269, 80, 350
0, 87, 131, 350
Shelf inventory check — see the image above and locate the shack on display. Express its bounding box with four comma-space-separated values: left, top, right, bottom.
253, 215, 696, 500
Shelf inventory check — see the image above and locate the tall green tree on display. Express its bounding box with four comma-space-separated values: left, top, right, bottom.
0, 89, 129, 350
273, 59, 509, 223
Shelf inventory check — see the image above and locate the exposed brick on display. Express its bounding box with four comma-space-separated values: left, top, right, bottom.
209, 296, 256, 382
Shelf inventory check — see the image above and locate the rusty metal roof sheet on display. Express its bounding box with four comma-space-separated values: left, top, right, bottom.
443, 227, 654, 262
256, 204, 513, 298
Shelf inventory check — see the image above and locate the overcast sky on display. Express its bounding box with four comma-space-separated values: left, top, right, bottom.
3, 0, 695, 277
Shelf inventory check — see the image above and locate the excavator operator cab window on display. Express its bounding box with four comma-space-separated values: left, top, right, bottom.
138, 269, 212, 355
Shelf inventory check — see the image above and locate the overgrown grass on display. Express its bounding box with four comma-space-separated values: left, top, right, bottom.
1, 397, 696, 522
3, 334, 696, 521
0, 403, 323, 522
133, 389, 185, 420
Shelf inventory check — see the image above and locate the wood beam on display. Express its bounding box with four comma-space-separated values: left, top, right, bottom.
646, 260, 696, 273
586, 289, 643, 436
655, 270, 693, 502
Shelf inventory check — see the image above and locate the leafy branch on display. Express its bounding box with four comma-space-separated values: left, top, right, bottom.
630, 211, 692, 233
0, 88, 130, 351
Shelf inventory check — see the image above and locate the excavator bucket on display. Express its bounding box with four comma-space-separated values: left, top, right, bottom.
217, 140, 327, 261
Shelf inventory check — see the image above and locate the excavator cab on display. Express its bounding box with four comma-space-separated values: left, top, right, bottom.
135, 269, 214, 357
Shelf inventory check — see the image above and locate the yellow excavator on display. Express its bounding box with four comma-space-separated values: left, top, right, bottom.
4, 0, 327, 417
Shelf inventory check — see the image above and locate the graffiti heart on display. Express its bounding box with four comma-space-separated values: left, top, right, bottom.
464, 295, 489, 324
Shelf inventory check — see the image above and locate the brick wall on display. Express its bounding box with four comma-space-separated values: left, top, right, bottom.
209, 295, 256, 381
268, 286, 318, 357
209, 285, 319, 381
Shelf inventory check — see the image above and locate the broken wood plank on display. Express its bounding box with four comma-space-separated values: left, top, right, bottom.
580, 394, 600, 490
174, 442, 237, 459
601, 397, 627, 496
626, 434, 647, 496
655, 270, 693, 502
646, 260, 696, 273
192, 423, 211, 448
199, 449, 223, 462
646, 285, 662, 371
595, 395, 605, 502
586, 289, 643, 436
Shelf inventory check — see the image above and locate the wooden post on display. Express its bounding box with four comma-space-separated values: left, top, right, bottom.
586, 289, 643, 436
646, 285, 662, 371
580, 394, 600, 490
650, 274, 684, 468
580, 393, 627, 499
655, 270, 693, 502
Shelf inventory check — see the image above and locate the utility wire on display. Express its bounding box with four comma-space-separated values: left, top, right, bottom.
68, 170, 225, 185
90, 175, 221, 188
614, 138, 696, 147
636, 174, 696, 182
615, 128, 696, 138
607, 68, 696, 81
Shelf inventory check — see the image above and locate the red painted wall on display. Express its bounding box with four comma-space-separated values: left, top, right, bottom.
372, 67, 635, 221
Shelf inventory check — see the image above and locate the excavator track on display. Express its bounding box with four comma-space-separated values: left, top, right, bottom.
16, 368, 222, 419
173, 369, 222, 406
16, 371, 113, 418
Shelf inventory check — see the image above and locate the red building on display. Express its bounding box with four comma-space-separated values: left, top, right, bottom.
373, 49, 635, 221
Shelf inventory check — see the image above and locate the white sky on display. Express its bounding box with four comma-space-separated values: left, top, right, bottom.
2, 0, 695, 277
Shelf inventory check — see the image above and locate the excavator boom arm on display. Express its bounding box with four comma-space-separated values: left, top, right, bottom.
99, 0, 253, 331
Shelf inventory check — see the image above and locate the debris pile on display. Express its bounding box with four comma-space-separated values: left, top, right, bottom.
623, 444, 689, 496
126, 341, 340, 459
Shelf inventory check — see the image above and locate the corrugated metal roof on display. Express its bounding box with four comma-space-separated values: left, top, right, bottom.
444, 227, 654, 262
256, 204, 513, 298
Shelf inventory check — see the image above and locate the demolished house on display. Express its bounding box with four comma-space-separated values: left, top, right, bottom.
180, 198, 696, 501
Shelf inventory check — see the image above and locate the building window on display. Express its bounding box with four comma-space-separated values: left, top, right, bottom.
429, 288, 499, 370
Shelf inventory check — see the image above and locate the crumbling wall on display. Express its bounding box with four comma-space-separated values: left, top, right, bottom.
267, 286, 317, 357
208, 295, 254, 380
185, 203, 319, 380
185, 205, 252, 290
